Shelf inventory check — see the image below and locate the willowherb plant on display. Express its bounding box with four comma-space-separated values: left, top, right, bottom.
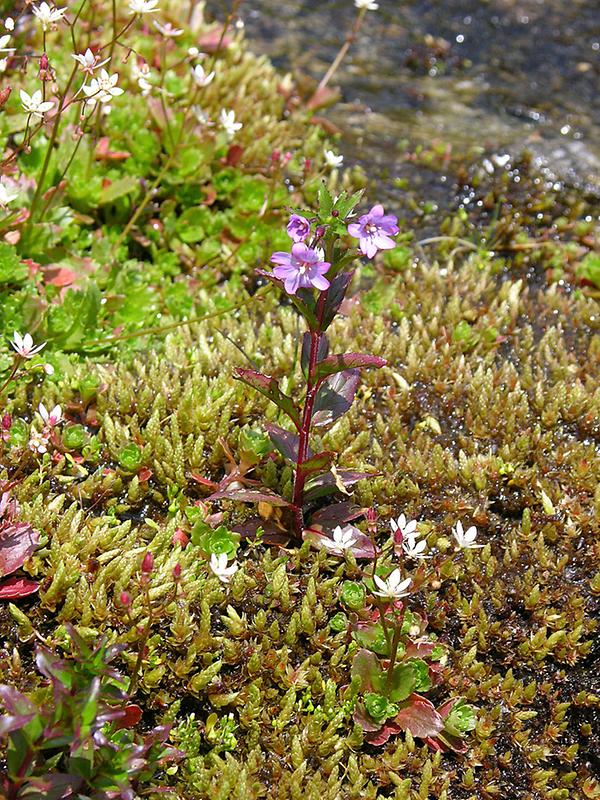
214, 187, 397, 539
0, 625, 181, 799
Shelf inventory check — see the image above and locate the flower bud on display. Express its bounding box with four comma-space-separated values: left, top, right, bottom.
40, 53, 49, 71
366, 507, 378, 523
0, 86, 11, 108
173, 563, 182, 580
120, 591, 131, 607
141, 552, 154, 574
315, 225, 326, 239
2, 413, 11, 431
172, 529, 189, 548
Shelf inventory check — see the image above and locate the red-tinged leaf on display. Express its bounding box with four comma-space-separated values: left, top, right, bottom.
298, 450, 335, 478
320, 271, 353, 329
95, 137, 131, 161
309, 502, 364, 525
265, 423, 312, 463
405, 640, 437, 658
224, 144, 244, 167
114, 703, 143, 730
232, 517, 291, 545
137, 467, 153, 482
354, 702, 386, 734
304, 469, 376, 502
366, 719, 404, 745
42, 266, 77, 287
316, 353, 387, 380
189, 473, 219, 489
0, 576, 39, 599
207, 487, 291, 507
350, 649, 381, 692
0, 712, 36, 735
312, 369, 359, 427
0, 521, 40, 577
394, 694, 444, 739
233, 368, 301, 428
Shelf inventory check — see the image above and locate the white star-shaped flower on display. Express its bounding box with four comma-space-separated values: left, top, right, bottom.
31, 2, 67, 31
129, 0, 160, 13
452, 520, 483, 549
82, 69, 124, 105
324, 149, 343, 168
191, 64, 215, 87
390, 514, 418, 538
372, 568, 411, 599
11, 331, 46, 358
0, 34, 14, 53
354, 0, 379, 9
0, 178, 18, 208
322, 525, 358, 552
219, 109, 242, 138
38, 403, 62, 427
72, 48, 110, 75
210, 553, 238, 584
153, 20, 183, 36
20, 89, 55, 118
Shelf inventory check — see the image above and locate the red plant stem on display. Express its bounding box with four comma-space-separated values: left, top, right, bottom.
291, 329, 321, 536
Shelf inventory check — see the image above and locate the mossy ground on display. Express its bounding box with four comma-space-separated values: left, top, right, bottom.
3, 250, 599, 798
0, 4, 599, 799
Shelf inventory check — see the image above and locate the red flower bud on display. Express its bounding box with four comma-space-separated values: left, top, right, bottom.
366, 507, 378, 523
0, 86, 12, 109
173, 563, 182, 580
120, 591, 131, 607
141, 552, 154, 574
40, 54, 49, 71
2, 413, 11, 431
172, 529, 189, 548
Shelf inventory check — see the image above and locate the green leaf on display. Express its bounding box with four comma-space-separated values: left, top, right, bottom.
191, 523, 240, 557
444, 698, 477, 738
372, 663, 416, 703
46, 285, 101, 351
0, 244, 27, 285
318, 182, 334, 218
98, 176, 139, 206
298, 450, 335, 478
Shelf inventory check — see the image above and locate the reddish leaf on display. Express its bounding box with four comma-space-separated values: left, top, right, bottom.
316, 353, 387, 380
114, 703, 143, 730
354, 702, 386, 734
350, 649, 380, 692
298, 450, 335, 478
42, 266, 77, 287
394, 694, 444, 738
312, 369, 359, 427
0, 522, 40, 577
304, 469, 376, 502
309, 502, 364, 525
0, 577, 39, 599
232, 517, 290, 545
265, 423, 311, 462
365, 719, 402, 745
224, 144, 244, 167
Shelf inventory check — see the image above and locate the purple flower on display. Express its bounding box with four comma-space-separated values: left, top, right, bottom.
271, 243, 331, 295
347, 203, 399, 258
287, 214, 311, 243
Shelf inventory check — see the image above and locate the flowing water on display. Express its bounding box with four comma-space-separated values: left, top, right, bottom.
217, 0, 600, 216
